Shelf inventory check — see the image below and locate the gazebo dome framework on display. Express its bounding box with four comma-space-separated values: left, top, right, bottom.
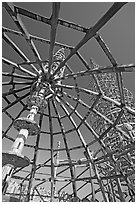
2, 2, 135, 202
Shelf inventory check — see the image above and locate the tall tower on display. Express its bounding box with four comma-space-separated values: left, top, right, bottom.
2, 48, 66, 199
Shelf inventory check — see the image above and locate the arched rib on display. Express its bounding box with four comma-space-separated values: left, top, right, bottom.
95, 33, 117, 66
3, 32, 38, 73
2, 57, 36, 77
51, 3, 127, 78
19, 153, 58, 186
58, 167, 89, 194
14, 5, 88, 33
2, 72, 34, 80
48, 3, 60, 75
2, 106, 26, 139
2, 81, 33, 86
2, 85, 31, 97
3, 2, 43, 70
52, 99, 77, 197
76, 51, 101, 93
60, 93, 131, 141
55, 83, 99, 96
94, 33, 127, 105
2, 92, 29, 112
56, 83, 135, 116
3, 27, 74, 51
58, 99, 108, 201
53, 64, 134, 83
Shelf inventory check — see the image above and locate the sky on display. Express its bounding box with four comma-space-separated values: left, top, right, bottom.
2, 2, 135, 201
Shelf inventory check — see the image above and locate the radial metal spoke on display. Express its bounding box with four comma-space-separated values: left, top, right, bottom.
3, 95, 11, 105
32, 167, 71, 191
3, 2, 43, 71
62, 89, 99, 122
18, 59, 48, 66
4, 110, 14, 121
48, 101, 55, 201
58, 18, 88, 33
3, 27, 74, 51
57, 100, 109, 201
59, 94, 124, 153
18, 153, 58, 187
115, 72, 125, 105
2, 2, 134, 201
14, 5, 50, 25
52, 99, 77, 197
13, 92, 27, 108
14, 5, 88, 33
2, 72, 34, 80
76, 52, 101, 93
94, 33, 117, 66
53, 64, 134, 83
57, 95, 100, 144
3, 81, 33, 86
55, 83, 99, 96
48, 3, 60, 75
51, 3, 127, 79
65, 64, 80, 104
2, 105, 26, 139
60, 93, 132, 141
54, 143, 134, 167
3, 132, 36, 149
26, 113, 43, 202
57, 98, 96, 151
3, 32, 38, 73
58, 165, 89, 195
103, 95, 135, 116
2, 57, 36, 77
34, 187, 45, 202
2, 85, 31, 97
2, 92, 29, 113
56, 83, 135, 116
94, 33, 127, 106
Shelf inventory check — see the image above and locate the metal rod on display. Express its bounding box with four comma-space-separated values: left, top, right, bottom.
3, 26, 74, 51
48, 101, 55, 201
51, 3, 127, 78
3, 2, 43, 70
2, 92, 30, 113
48, 3, 60, 75
2, 57, 36, 77
52, 99, 77, 197
14, 5, 88, 33
26, 113, 43, 201
2, 72, 34, 80
2, 32, 38, 73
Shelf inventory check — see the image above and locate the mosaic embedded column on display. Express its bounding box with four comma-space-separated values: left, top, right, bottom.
2, 105, 40, 194
2, 48, 66, 195
2, 83, 51, 194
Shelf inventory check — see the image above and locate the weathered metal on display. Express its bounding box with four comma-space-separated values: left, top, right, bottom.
2, 2, 135, 202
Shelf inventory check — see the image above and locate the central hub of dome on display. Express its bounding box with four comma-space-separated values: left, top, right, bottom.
27, 48, 66, 112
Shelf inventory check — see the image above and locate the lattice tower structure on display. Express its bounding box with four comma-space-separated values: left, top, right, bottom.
89, 59, 135, 201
